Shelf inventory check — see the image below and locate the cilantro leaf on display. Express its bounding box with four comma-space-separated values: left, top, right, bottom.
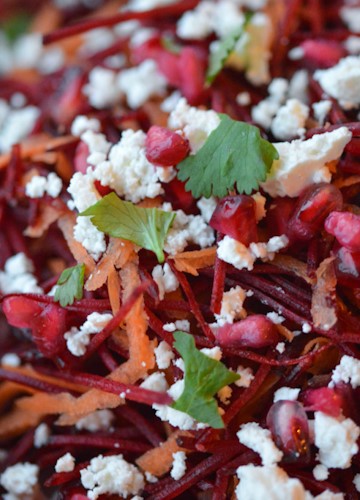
177, 114, 279, 198
81, 193, 176, 263
54, 263, 85, 307
172, 331, 239, 428
3, 13, 31, 44
206, 12, 253, 85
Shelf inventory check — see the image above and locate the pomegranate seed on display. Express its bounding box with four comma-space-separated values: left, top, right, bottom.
145, 126, 190, 167
266, 197, 294, 239
300, 40, 346, 68
334, 246, 360, 287
302, 387, 343, 418
216, 315, 279, 348
94, 180, 112, 197
157, 50, 182, 88
179, 46, 207, 105
267, 400, 310, 461
325, 211, 360, 252
164, 177, 195, 211
74, 141, 89, 174
209, 195, 258, 246
288, 183, 343, 241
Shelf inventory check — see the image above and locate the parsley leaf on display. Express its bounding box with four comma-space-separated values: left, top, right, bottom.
206, 12, 253, 85
54, 263, 85, 307
172, 331, 239, 428
81, 192, 176, 263
3, 13, 31, 44
177, 114, 279, 198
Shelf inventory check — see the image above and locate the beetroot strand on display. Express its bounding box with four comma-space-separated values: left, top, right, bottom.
0, 368, 75, 394
119, 405, 164, 447
48, 434, 151, 453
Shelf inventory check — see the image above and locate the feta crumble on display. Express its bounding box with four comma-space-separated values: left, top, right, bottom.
354, 473, 360, 493
234, 365, 254, 388
73, 216, 106, 261
215, 285, 247, 325
0, 105, 40, 153
1, 353, 21, 367
55, 453, 76, 473
83, 67, 120, 109
140, 372, 168, 392
154, 341, 175, 369
0, 253, 42, 295
273, 387, 300, 403
152, 263, 179, 301
34, 423, 50, 448
170, 451, 187, 480
75, 409, 114, 432
80, 454, 144, 500
0, 462, 39, 498
237, 422, 283, 465
217, 236, 255, 271
64, 313, 113, 357
163, 319, 190, 332
313, 464, 329, 481
312, 100, 332, 126
71, 115, 101, 136
25, 172, 63, 199
330, 355, 360, 388
271, 98, 309, 140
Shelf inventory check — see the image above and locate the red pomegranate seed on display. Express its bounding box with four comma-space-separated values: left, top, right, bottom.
145, 126, 190, 167
325, 211, 360, 252
216, 315, 279, 348
300, 39, 346, 68
266, 197, 294, 239
302, 387, 343, 418
164, 177, 195, 210
288, 183, 343, 241
179, 46, 207, 105
266, 400, 310, 461
209, 195, 258, 245
93, 180, 112, 197
334, 246, 360, 287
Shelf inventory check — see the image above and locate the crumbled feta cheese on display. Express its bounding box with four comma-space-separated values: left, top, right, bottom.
65, 312, 113, 357
55, 453, 76, 473
0, 253, 42, 295
83, 67, 120, 109
217, 235, 255, 271
273, 387, 300, 403
288, 70, 309, 104
354, 473, 360, 493
261, 127, 352, 198
176, 1, 216, 40
117, 60, 167, 109
252, 192, 267, 221
251, 98, 280, 129
80, 28, 115, 57
163, 319, 190, 332
140, 372, 168, 392
235, 365, 254, 388
271, 98, 309, 140
313, 464, 329, 481
215, 286, 246, 325
152, 263, 179, 301
160, 90, 182, 113
75, 409, 114, 432
196, 196, 217, 223
236, 91, 251, 106
331, 355, 360, 389
344, 36, 360, 55
68, 171, 100, 212
80, 454, 144, 500
237, 422, 283, 465
1, 353, 21, 367
168, 98, 220, 153
0, 463, 39, 498
10, 92, 26, 108
302, 322, 312, 333
128, 0, 178, 11
154, 341, 175, 369
275, 342, 285, 353
314, 56, 360, 110
145, 471, 158, 483
71, 115, 101, 136
0, 106, 40, 153
170, 451, 187, 480
34, 423, 50, 448
73, 216, 106, 261
313, 100, 332, 126
267, 312, 285, 324
130, 27, 158, 48
314, 411, 360, 469
25, 172, 63, 199
93, 129, 165, 203
201, 346, 222, 361
340, 7, 360, 33
288, 46, 305, 60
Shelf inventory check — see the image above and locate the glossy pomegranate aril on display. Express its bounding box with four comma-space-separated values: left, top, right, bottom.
300, 40, 345, 68
288, 183, 343, 241
2, 296, 43, 328
302, 387, 343, 418
334, 246, 360, 287
267, 400, 310, 461
266, 197, 294, 239
145, 126, 190, 167
216, 315, 279, 348
179, 46, 207, 106
209, 195, 258, 246
325, 211, 360, 252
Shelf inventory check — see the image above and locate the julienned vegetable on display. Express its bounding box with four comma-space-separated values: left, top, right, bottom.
0, 1, 359, 499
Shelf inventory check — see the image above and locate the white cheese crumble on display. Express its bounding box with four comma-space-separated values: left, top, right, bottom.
275, 342, 285, 353
170, 451, 187, 480
55, 453, 76, 473
266, 311, 285, 324
288, 70, 310, 104
314, 411, 360, 469
140, 372, 168, 392
152, 263, 179, 301
273, 387, 300, 403
215, 285, 247, 325
127, 0, 178, 11
271, 98, 309, 140
235, 365, 254, 388
64, 312, 113, 357
312, 100, 332, 126
80, 454, 144, 500
117, 60, 167, 109
354, 473, 360, 493
67, 170, 101, 212
168, 98, 220, 153
0, 105, 40, 153
237, 422, 283, 465
83, 67, 120, 109
34, 423, 50, 448
0, 252, 42, 295
73, 216, 106, 261
75, 409, 114, 432
302, 322, 312, 333
344, 36, 360, 55
196, 196, 217, 223
25, 172, 63, 199
261, 127, 352, 198
0, 462, 39, 498
217, 236, 255, 271
313, 464, 329, 481
314, 56, 360, 110
154, 341, 175, 369
330, 355, 360, 389
340, 7, 360, 34
71, 115, 101, 136
163, 319, 190, 332
1, 353, 21, 367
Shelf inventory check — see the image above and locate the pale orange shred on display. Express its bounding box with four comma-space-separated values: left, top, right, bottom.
30, 2, 62, 34
0, 407, 42, 440
31, 152, 58, 164
0, 381, 35, 409
108, 266, 121, 315
137, 197, 163, 208
334, 175, 360, 189
24, 201, 65, 238
55, 151, 74, 182
142, 101, 169, 127
276, 324, 295, 341
302, 336, 331, 355
311, 257, 338, 331
136, 431, 188, 476
272, 254, 315, 285
57, 212, 96, 273
172, 247, 217, 276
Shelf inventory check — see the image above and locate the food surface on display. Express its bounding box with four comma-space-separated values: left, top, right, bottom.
0, 0, 360, 498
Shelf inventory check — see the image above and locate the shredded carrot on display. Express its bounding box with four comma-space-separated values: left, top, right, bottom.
276, 324, 295, 341
24, 201, 65, 238
108, 266, 121, 315
55, 151, 74, 182
172, 247, 217, 276
142, 101, 169, 127
0, 407, 42, 440
311, 257, 337, 330
302, 337, 331, 355
31, 152, 58, 164
272, 254, 315, 285
0, 381, 34, 409
30, 2, 62, 34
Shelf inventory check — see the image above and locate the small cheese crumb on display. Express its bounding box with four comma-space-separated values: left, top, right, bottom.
1, 353, 21, 367
34, 423, 50, 448
25, 172, 63, 199
75, 409, 114, 432
215, 286, 246, 325
154, 341, 175, 369
170, 451, 187, 480
65, 312, 113, 357
312, 100, 332, 126
235, 365, 254, 388
275, 342, 285, 354
331, 355, 360, 389
237, 422, 283, 465
55, 453, 76, 473
273, 387, 300, 403
313, 464, 329, 481
354, 473, 360, 493
140, 372, 168, 392
163, 320, 190, 333
267, 312, 285, 324
71, 115, 101, 136
271, 98, 309, 140
152, 263, 179, 301
217, 235, 255, 271
0, 462, 39, 498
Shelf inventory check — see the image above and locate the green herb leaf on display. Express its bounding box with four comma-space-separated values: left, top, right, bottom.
177, 114, 279, 198
172, 331, 239, 428
2, 13, 31, 44
81, 193, 176, 263
161, 35, 181, 54
54, 263, 85, 307
206, 12, 253, 85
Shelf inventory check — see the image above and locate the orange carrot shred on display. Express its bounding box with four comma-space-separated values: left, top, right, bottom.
172, 247, 217, 276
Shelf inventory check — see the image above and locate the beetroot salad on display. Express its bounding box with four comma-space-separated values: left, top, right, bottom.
0, 0, 360, 499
